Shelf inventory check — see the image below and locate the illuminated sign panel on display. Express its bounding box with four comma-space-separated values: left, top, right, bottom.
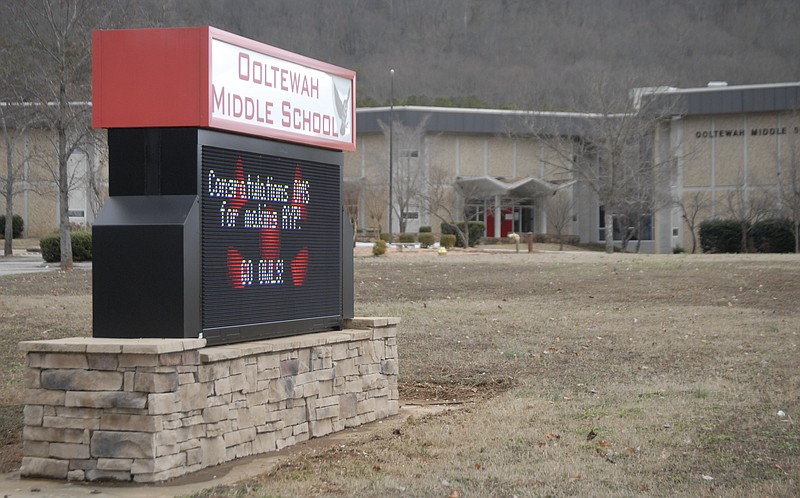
210, 38, 354, 148
201, 139, 342, 337
92, 27, 356, 151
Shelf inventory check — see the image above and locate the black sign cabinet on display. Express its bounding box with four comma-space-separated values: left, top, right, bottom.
93, 128, 354, 345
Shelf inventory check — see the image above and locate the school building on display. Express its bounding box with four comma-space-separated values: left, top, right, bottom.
4, 82, 799, 252
345, 82, 800, 252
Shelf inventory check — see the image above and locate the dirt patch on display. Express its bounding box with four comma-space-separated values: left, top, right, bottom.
399, 378, 514, 404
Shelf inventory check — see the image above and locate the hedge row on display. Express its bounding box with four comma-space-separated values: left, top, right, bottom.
699, 218, 795, 253
751, 218, 795, 253
374, 230, 460, 248
699, 219, 742, 253
39, 231, 93, 262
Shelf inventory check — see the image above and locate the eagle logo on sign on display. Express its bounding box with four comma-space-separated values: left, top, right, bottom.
333, 79, 352, 138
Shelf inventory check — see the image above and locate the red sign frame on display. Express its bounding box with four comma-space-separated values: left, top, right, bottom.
92, 27, 356, 151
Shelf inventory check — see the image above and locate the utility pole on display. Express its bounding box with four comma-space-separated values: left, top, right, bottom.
388, 68, 394, 243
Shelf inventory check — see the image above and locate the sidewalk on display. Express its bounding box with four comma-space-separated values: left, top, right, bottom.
0, 253, 91, 276
2, 239, 50, 276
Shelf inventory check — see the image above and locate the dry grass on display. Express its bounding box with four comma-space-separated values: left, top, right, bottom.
2, 248, 800, 496
0, 268, 91, 471
242, 249, 800, 497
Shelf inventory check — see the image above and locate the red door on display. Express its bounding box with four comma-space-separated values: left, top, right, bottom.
486, 208, 514, 237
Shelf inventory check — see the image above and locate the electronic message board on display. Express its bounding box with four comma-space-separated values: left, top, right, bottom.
200, 133, 344, 343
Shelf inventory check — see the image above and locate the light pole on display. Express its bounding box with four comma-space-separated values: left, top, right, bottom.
388, 68, 395, 243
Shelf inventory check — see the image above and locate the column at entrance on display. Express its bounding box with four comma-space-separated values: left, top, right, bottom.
493, 195, 502, 238
537, 199, 548, 235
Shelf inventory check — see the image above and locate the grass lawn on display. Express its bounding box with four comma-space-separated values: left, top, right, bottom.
1, 247, 799, 496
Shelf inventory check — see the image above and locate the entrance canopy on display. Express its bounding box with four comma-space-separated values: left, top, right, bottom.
456, 175, 563, 238
455, 175, 558, 199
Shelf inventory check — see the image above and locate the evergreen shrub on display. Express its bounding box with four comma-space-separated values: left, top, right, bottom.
418, 233, 435, 248
373, 239, 388, 256
750, 218, 794, 253
439, 234, 456, 249
699, 219, 742, 253
0, 214, 24, 238
72, 231, 93, 261
440, 221, 485, 247
398, 232, 416, 243
39, 231, 93, 262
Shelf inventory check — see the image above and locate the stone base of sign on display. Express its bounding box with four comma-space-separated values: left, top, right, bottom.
18, 317, 399, 483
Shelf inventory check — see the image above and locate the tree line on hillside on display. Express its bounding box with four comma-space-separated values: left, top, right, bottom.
161, 0, 800, 109
2, 0, 799, 108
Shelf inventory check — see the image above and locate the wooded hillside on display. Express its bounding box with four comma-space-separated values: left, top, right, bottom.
2, 0, 799, 110
171, 0, 800, 110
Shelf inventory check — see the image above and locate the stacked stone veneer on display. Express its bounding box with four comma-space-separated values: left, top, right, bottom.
18, 317, 399, 483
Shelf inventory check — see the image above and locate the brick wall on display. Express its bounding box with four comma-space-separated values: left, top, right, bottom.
18, 317, 399, 482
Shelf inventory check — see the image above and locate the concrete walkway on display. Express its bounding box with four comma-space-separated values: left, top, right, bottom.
0, 253, 91, 276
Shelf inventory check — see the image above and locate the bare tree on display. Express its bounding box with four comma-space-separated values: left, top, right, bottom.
343, 179, 362, 243
381, 116, 429, 234
362, 182, 388, 238
527, 72, 680, 253
722, 180, 778, 252
676, 190, 711, 254
614, 134, 678, 253
419, 164, 485, 248
0, 102, 38, 256
1, 7, 37, 255
11, 0, 129, 269
546, 188, 575, 251
19, 0, 93, 268
615, 149, 653, 252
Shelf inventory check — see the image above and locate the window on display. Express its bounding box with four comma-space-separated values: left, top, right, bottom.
465, 202, 487, 222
